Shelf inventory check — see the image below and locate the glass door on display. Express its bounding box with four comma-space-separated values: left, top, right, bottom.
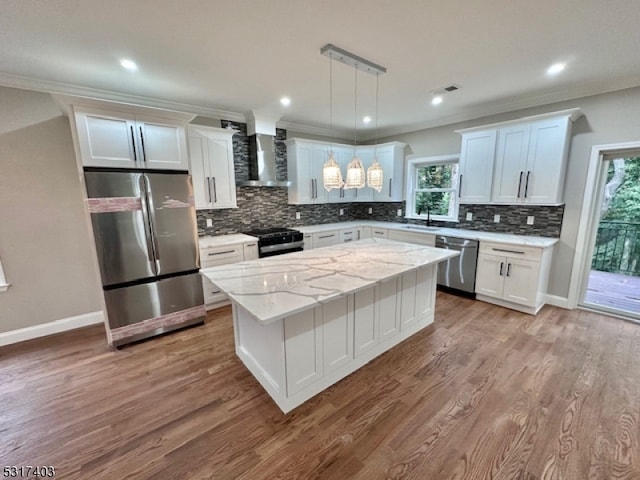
581, 155, 640, 319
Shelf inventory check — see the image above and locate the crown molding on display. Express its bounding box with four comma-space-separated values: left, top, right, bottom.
0, 72, 247, 122
276, 119, 353, 141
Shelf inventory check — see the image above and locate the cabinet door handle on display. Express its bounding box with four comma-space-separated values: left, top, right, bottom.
499, 262, 504, 276
139, 127, 147, 163
389, 178, 392, 197
130, 126, 138, 162
208, 249, 236, 256
524, 171, 531, 198
517, 171, 524, 198
492, 247, 525, 255
355, 187, 358, 198
458, 174, 463, 197
506, 263, 512, 277
206, 177, 212, 203
212, 177, 217, 203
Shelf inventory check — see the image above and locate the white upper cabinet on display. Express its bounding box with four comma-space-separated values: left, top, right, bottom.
286, 138, 406, 205
492, 124, 531, 203
286, 139, 329, 204
457, 129, 497, 203
188, 126, 237, 209
73, 106, 189, 170
523, 117, 573, 204
457, 108, 581, 205
371, 143, 406, 202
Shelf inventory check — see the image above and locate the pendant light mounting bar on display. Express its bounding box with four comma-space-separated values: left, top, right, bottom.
320, 44, 386, 76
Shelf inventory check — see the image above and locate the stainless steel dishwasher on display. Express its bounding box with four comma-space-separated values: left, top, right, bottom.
435, 235, 479, 294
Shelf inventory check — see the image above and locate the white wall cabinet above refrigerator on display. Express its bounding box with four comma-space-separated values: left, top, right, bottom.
73, 106, 191, 170
188, 126, 237, 209
286, 138, 406, 205
456, 108, 582, 205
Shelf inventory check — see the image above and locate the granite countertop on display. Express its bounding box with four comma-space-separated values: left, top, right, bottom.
297, 221, 559, 248
201, 238, 458, 325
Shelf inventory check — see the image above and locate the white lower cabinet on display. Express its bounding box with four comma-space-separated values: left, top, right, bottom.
200, 242, 246, 310
387, 230, 436, 246
312, 230, 341, 248
243, 242, 259, 260
233, 265, 437, 413
302, 233, 313, 250
371, 227, 388, 239
475, 241, 551, 314
341, 228, 357, 243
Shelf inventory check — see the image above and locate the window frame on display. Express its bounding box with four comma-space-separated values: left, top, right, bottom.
405, 154, 460, 222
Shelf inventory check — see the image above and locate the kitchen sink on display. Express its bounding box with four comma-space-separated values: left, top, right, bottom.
401, 225, 441, 232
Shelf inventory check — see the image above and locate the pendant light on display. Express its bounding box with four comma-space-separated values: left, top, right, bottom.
367, 72, 384, 192
322, 52, 343, 191
344, 65, 366, 189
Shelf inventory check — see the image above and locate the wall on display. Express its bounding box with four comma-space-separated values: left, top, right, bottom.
380, 86, 640, 299
0, 86, 102, 334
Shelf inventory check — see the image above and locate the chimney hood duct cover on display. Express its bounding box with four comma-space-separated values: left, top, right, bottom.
237, 134, 291, 187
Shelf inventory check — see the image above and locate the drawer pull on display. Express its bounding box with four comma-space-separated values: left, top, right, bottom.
344, 239, 352, 242
208, 249, 237, 256
246, 243, 256, 247
318, 234, 336, 239
492, 247, 525, 255
374, 231, 384, 234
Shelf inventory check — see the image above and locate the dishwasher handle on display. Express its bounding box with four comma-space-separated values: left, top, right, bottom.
436, 237, 479, 249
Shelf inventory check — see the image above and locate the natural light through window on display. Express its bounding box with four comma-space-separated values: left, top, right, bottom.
406, 155, 459, 222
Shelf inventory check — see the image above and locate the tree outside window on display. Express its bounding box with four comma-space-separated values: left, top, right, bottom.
410, 160, 459, 221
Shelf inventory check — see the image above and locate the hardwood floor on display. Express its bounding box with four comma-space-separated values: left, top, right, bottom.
2, 292, 640, 479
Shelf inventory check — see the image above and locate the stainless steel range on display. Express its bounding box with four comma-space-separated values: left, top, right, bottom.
244, 227, 304, 257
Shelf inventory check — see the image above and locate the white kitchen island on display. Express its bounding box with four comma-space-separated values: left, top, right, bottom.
201, 238, 458, 413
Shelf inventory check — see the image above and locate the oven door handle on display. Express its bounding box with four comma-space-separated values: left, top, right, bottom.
259, 240, 305, 254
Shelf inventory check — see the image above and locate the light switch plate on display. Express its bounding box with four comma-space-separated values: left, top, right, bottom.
466, 212, 473, 221
339, 208, 344, 216
368, 208, 372, 214
295, 212, 301, 220
206, 218, 213, 228
493, 215, 500, 223
527, 216, 535, 225
397, 209, 402, 217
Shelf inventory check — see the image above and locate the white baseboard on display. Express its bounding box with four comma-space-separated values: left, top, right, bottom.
0, 311, 104, 347
545, 294, 570, 309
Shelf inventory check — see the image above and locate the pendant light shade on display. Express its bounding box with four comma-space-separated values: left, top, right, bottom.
344, 156, 366, 189
367, 159, 384, 192
322, 153, 343, 191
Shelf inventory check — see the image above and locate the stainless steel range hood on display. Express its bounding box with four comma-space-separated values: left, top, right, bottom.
236, 111, 291, 187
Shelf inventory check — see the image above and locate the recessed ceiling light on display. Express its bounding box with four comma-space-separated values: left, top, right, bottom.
363, 116, 372, 124
280, 97, 291, 107
547, 62, 566, 76
431, 95, 443, 106
120, 59, 138, 71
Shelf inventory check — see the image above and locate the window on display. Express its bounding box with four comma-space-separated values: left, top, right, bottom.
405, 155, 459, 222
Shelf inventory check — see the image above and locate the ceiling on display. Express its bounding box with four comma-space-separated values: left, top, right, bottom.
2, 0, 640, 140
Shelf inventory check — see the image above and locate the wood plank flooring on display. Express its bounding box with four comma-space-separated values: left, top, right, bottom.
2, 292, 640, 479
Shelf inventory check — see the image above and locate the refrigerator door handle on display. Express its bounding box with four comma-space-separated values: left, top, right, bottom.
141, 175, 161, 273
138, 175, 158, 268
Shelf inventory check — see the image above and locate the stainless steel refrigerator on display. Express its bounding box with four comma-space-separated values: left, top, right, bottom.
85, 170, 204, 347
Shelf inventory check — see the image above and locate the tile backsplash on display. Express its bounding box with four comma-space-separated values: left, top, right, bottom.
198, 120, 564, 238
